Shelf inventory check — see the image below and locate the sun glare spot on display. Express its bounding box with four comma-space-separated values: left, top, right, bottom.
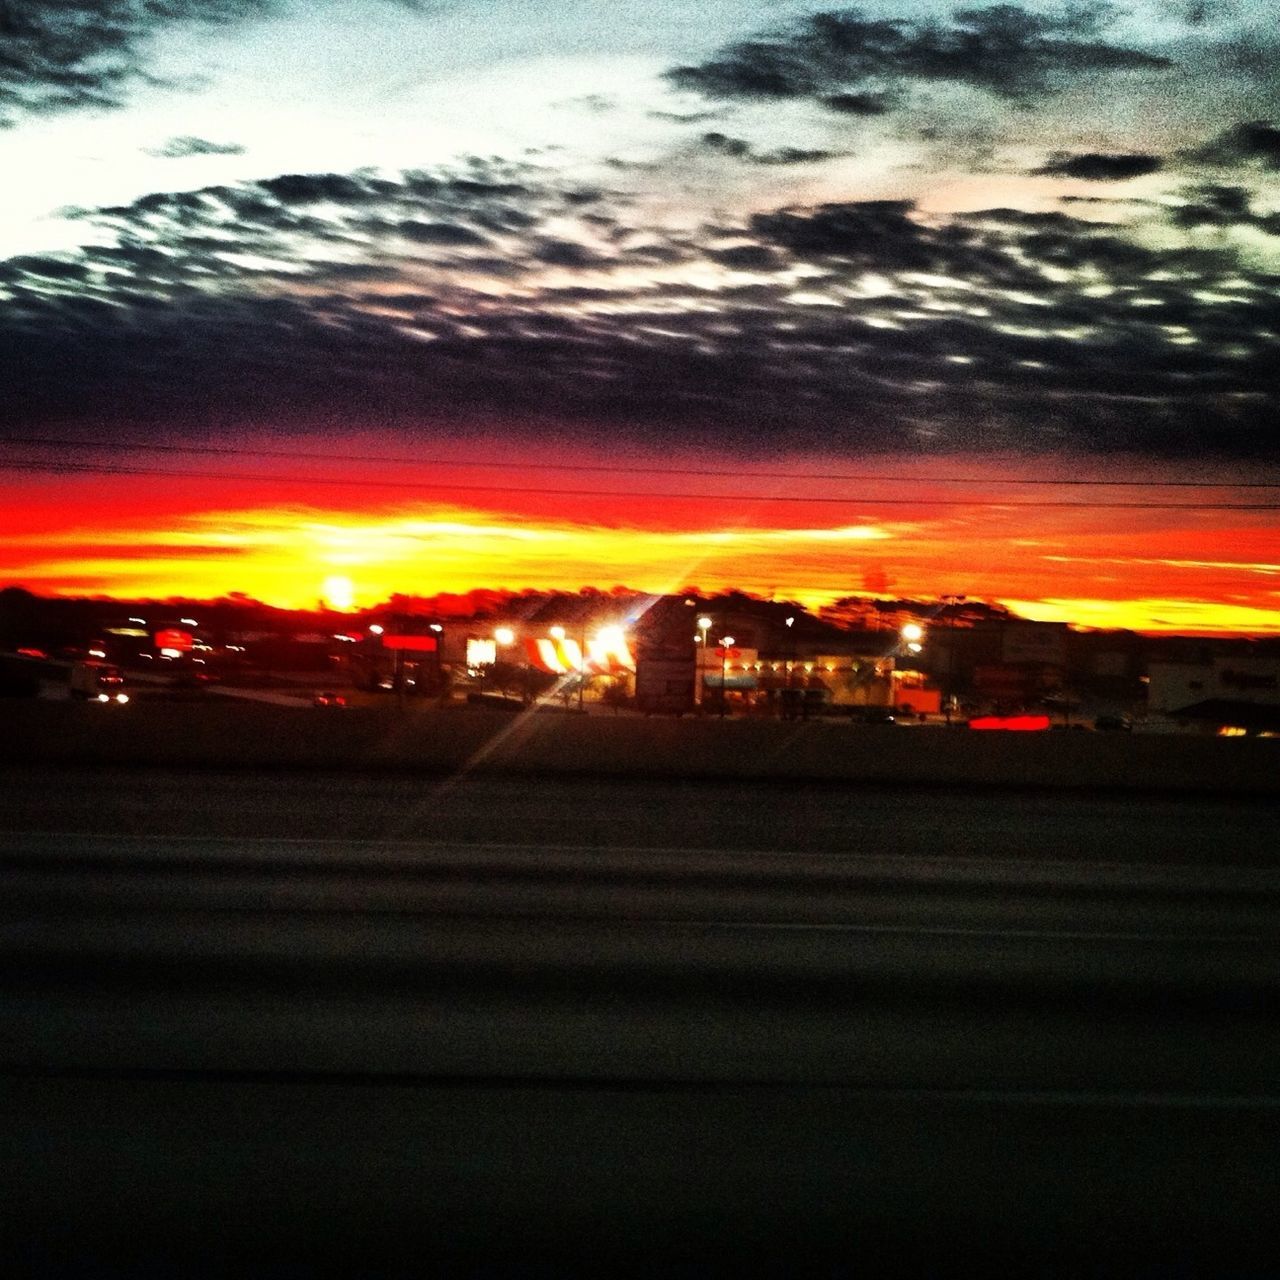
322, 575, 356, 610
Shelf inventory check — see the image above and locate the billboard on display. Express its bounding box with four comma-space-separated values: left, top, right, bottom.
1001, 623, 1066, 667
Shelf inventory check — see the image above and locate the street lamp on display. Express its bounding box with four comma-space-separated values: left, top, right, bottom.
939, 595, 965, 723
695, 616, 712, 707
895, 623, 926, 719
491, 627, 520, 701
548, 627, 572, 707
719, 635, 735, 718
784, 615, 796, 696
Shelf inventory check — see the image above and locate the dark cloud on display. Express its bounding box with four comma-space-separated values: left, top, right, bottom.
148, 135, 246, 159
664, 4, 1171, 109
603, 157, 660, 172
700, 132, 841, 166
260, 172, 392, 205
750, 200, 931, 266
1171, 184, 1280, 234
533, 239, 611, 268
3, 166, 1278, 460
1035, 152, 1163, 180
701, 131, 752, 159
1192, 120, 1280, 169
1172, 183, 1252, 227
755, 146, 841, 166
0, 1, 430, 126
398, 220, 490, 246
0, 254, 88, 281
648, 108, 725, 123
821, 91, 894, 115
705, 244, 782, 270
0, 0, 276, 127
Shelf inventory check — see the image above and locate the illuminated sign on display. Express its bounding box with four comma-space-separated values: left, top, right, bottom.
968, 714, 1051, 731
381, 634, 438, 652
154, 628, 193, 653
466, 638, 497, 667
524, 633, 636, 675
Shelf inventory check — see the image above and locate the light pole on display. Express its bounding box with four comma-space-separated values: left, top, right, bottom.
939, 594, 965, 723
719, 635, 734, 718
494, 626, 517, 701
428, 623, 445, 701
784, 616, 795, 716
898, 623, 925, 719
550, 625, 582, 709
696, 616, 711, 708
547, 624, 563, 706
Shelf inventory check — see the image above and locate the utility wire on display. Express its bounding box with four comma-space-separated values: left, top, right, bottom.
3, 459, 1277, 510
1, 435, 1276, 490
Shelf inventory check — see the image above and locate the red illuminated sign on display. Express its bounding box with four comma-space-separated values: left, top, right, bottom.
381, 634, 438, 652
968, 714, 1051, 731
154, 628, 193, 652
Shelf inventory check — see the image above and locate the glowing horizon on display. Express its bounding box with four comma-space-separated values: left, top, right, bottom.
2, 442, 1276, 635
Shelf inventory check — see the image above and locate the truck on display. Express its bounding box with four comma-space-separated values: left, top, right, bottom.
70, 661, 128, 703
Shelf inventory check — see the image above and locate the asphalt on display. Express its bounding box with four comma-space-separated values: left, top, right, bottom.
3, 767, 1279, 1274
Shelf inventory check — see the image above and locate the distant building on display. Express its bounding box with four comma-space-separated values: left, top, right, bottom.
1148, 657, 1280, 715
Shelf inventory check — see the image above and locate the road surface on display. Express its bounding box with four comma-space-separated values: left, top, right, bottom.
3, 766, 1278, 1274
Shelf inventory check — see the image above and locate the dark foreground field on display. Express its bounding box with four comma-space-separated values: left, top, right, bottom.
3, 765, 1279, 1275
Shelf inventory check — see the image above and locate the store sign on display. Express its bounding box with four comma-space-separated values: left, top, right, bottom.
381, 634, 438, 652
466, 638, 497, 667
969, 714, 1050, 731
153, 628, 193, 653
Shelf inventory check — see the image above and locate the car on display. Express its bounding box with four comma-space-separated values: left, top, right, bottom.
846, 706, 896, 725
313, 690, 347, 707
1094, 714, 1133, 732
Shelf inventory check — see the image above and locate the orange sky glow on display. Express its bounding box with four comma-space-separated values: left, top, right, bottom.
3, 437, 1276, 636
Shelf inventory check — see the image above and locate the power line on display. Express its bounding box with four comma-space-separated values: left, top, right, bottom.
3, 459, 1278, 510
1, 435, 1276, 490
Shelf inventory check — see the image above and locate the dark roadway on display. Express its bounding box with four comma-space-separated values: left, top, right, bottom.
3, 766, 1279, 1274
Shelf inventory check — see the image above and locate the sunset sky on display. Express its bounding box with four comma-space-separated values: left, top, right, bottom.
2, 1, 1278, 632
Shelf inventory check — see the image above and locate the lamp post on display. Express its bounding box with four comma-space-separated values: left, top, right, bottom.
695, 616, 711, 708
494, 626, 517, 701
719, 635, 734, 718
784, 616, 795, 714
550, 625, 583, 710
549, 626, 565, 707
939, 594, 965, 724
898, 623, 925, 719
429, 623, 445, 700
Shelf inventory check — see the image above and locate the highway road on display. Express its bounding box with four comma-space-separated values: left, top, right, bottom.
3, 766, 1279, 1274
